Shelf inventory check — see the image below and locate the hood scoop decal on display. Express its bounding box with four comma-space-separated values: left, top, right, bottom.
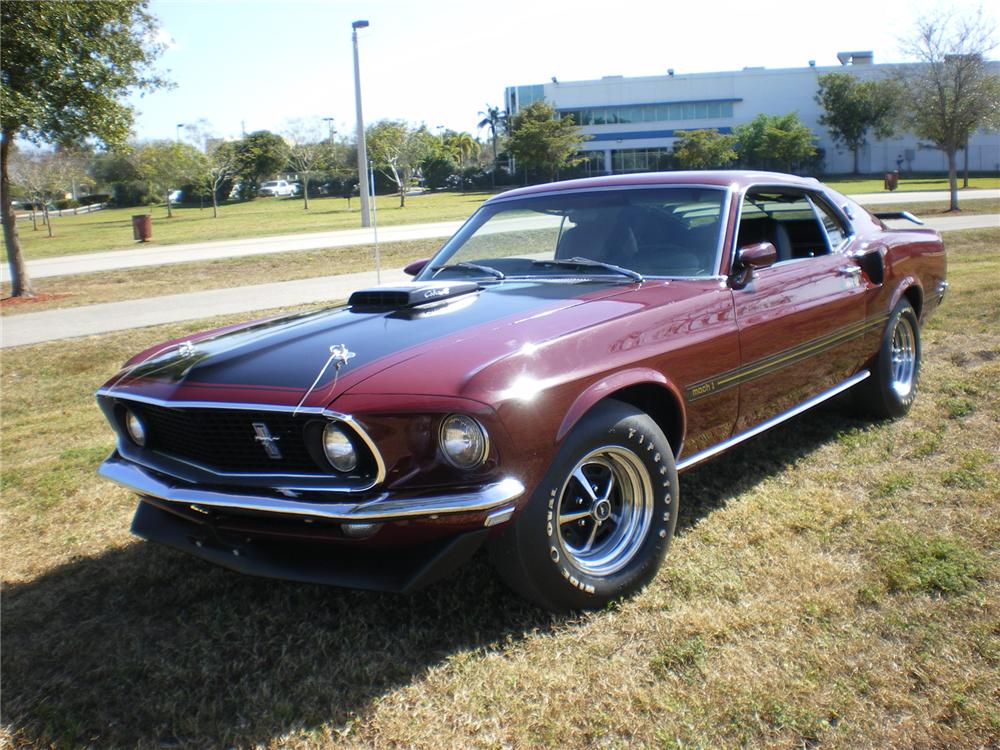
349, 282, 479, 311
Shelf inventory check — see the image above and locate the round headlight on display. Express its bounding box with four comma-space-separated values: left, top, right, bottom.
124, 410, 146, 447
323, 423, 358, 472
439, 414, 488, 470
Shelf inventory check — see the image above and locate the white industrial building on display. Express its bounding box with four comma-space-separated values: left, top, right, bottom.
505, 52, 1000, 175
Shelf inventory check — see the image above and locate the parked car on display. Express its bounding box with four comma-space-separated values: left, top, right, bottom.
258, 180, 295, 197
96, 171, 947, 611
167, 189, 182, 205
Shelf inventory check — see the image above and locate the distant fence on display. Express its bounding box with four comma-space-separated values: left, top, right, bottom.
14, 202, 108, 221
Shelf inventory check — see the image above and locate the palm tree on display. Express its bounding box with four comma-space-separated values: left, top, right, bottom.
477, 104, 506, 188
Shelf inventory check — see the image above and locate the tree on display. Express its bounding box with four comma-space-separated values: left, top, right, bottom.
233, 131, 290, 200
477, 104, 507, 187
1, 0, 167, 296
672, 129, 738, 169
204, 141, 239, 218
734, 113, 817, 172
8, 149, 80, 236
816, 72, 901, 174
284, 120, 330, 210
132, 141, 207, 218
506, 102, 590, 182
898, 8, 1000, 210
366, 121, 434, 207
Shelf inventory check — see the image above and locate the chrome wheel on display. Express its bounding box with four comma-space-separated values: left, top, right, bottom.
555, 446, 654, 576
890, 314, 917, 397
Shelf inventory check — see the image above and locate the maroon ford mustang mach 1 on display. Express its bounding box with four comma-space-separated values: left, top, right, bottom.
97, 171, 946, 611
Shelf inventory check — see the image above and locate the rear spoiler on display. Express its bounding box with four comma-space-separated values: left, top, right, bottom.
873, 210, 925, 225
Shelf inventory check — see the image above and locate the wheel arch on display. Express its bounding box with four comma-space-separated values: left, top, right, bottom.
890, 278, 924, 321
556, 369, 686, 457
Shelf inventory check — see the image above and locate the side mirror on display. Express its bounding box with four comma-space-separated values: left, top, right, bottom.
403, 258, 430, 277
729, 241, 777, 288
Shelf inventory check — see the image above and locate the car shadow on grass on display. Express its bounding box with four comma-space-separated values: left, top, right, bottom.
1, 405, 870, 748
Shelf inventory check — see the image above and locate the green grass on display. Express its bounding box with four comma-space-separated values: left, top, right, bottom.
869, 197, 1000, 217
824, 175, 1000, 194
1, 228, 998, 749
12, 190, 492, 259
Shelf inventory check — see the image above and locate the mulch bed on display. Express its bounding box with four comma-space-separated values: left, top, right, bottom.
1, 293, 74, 307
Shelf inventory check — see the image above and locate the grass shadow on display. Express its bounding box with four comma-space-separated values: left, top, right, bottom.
1, 403, 873, 748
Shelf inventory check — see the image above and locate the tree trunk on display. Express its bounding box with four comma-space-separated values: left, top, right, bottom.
42, 202, 53, 238
852, 145, 859, 175
211, 185, 219, 218
947, 149, 959, 211
963, 138, 969, 189
491, 133, 498, 189
398, 186, 405, 208
1, 132, 35, 297
30, 205, 37, 231
303, 176, 310, 210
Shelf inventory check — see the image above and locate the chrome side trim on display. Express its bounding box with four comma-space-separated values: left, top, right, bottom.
99, 452, 525, 522
676, 370, 870, 472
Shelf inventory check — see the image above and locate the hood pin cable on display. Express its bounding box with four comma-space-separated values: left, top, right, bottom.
294, 344, 355, 417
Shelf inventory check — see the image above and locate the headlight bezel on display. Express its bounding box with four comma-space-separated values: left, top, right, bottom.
438, 413, 490, 470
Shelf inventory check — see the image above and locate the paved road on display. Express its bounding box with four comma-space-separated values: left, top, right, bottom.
2, 208, 997, 349
4, 189, 997, 283
1, 267, 410, 348
3, 220, 462, 282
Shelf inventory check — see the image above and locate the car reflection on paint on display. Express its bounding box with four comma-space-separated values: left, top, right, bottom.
96, 171, 946, 611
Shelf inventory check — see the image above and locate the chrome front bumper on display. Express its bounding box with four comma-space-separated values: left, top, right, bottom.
99, 452, 525, 523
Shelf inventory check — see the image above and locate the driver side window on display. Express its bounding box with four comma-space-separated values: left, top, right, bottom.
737, 189, 844, 263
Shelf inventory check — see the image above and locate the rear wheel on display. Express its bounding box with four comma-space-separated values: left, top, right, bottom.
856, 299, 921, 418
490, 400, 678, 611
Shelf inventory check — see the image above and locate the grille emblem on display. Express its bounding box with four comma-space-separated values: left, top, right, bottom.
252, 422, 283, 459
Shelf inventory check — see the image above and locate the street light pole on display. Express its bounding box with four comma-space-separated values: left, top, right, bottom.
175, 123, 185, 143
352, 19, 371, 228
322, 117, 335, 142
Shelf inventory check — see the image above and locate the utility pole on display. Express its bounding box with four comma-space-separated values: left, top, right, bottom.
352, 19, 371, 228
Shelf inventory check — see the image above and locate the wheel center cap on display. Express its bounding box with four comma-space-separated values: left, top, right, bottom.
592, 498, 612, 522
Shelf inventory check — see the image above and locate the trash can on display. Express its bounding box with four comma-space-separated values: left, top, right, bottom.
132, 214, 152, 242
883, 171, 899, 191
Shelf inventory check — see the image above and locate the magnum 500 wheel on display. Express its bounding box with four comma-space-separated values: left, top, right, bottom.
490, 399, 678, 611
857, 299, 921, 419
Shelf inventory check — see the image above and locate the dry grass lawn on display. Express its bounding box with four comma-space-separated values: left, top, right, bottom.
1, 229, 998, 749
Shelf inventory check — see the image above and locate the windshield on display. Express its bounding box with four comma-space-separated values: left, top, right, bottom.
419, 186, 727, 282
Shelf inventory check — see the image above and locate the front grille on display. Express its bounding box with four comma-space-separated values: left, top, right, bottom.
128, 403, 349, 475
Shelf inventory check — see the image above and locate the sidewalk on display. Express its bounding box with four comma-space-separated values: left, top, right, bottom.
4, 189, 997, 283
1, 266, 410, 348
2, 220, 463, 283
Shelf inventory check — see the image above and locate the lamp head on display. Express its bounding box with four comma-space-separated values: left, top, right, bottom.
352, 20, 369, 29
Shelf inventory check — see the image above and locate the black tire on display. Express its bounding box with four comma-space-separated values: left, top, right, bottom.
489, 399, 678, 612
856, 299, 921, 419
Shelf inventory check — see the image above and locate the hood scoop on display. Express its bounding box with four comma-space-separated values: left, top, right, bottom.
349, 282, 479, 311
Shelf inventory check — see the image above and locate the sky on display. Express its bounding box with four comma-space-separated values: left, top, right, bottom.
130, 0, 999, 145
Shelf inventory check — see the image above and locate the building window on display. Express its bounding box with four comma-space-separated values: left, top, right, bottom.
558, 100, 734, 126
611, 148, 673, 173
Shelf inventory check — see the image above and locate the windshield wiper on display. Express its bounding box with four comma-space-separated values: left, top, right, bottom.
431, 261, 505, 280
531, 256, 644, 282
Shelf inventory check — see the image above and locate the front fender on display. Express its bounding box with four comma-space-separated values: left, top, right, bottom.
556, 367, 686, 444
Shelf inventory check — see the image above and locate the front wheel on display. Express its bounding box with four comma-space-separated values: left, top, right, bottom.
490, 400, 678, 611
856, 299, 921, 418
